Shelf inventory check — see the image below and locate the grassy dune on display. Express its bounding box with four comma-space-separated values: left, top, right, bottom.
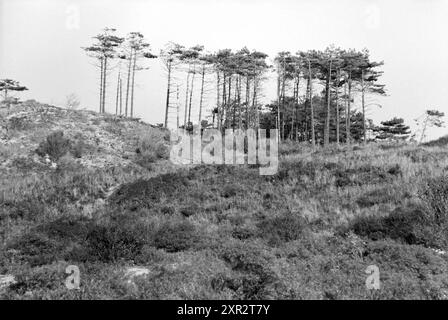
2, 103, 448, 299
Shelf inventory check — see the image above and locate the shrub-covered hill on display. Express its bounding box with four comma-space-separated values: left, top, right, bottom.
2, 101, 448, 299
0, 100, 171, 174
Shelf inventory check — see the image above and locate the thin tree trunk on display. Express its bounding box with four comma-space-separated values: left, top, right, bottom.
237, 75, 242, 129
335, 69, 340, 145
102, 57, 107, 113
420, 116, 429, 144
184, 66, 191, 128
164, 59, 172, 127
99, 57, 104, 113
276, 75, 281, 142
130, 51, 137, 118
232, 75, 236, 130
188, 65, 196, 126
361, 69, 366, 144
216, 72, 221, 130
176, 85, 180, 129
115, 70, 120, 115
125, 49, 133, 117
294, 76, 300, 141
222, 73, 226, 130
119, 77, 123, 115
281, 66, 286, 140
347, 71, 352, 145
324, 59, 332, 146
308, 60, 315, 148
198, 65, 205, 128
252, 76, 259, 129
245, 76, 250, 129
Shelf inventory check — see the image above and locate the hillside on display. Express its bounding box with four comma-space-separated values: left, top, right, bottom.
2, 101, 448, 299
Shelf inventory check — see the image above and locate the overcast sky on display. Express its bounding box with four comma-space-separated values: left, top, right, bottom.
1, 0, 447, 139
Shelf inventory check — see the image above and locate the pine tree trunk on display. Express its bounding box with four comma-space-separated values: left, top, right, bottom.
324, 60, 332, 147
222, 73, 226, 130
130, 51, 137, 118
347, 71, 352, 145
245, 76, 250, 129
252, 76, 259, 129
176, 85, 180, 129
184, 67, 191, 128
102, 57, 107, 113
125, 49, 133, 117
99, 57, 104, 113
276, 75, 281, 142
335, 69, 340, 145
281, 68, 286, 140
119, 78, 123, 115
237, 75, 242, 129
216, 72, 221, 131
308, 60, 315, 148
188, 66, 196, 126
164, 59, 172, 128
198, 65, 205, 128
115, 70, 120, 116
361, 69, 366, 144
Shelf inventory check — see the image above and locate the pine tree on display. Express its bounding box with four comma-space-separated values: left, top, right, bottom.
82, 28, 124, 113
374, 117, 410, 141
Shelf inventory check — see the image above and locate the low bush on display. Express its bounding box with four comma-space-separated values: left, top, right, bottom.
356, 187, 403, 208
35, 131, 71, 161
257, 214, 307, 246
7, 233, 65, 266
7, 263, 67, 296
418, 175, 448, 226
335, 164, 401, 187
217, 241, 282, 299
179, 203, 200, 217
111, 173, 190, 209
350, 203, 448, 249
86, 220, 152, 262
153, 220, 200, 253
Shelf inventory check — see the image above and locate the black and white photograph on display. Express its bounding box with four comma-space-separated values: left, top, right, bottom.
1, 0, 448, 305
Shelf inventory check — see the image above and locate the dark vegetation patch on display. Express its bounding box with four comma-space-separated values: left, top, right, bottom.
335, 164, 402, 187
216, 241, 284, 299
110, 165, 264, 214
35, 131, 86, 161
351, 187, 448, 250
423, 135, 448, 147
153, 220, 201, 253
110, 172, 191, 210
256, 214, 308, 246
356, 187, 408, 208
362, 241, 448, 299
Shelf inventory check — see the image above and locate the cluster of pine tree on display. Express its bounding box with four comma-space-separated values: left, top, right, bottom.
81, 28, 423, 145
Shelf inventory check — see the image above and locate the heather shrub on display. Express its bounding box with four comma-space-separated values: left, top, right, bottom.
70, 140, 84, 158
257, 214, 307, 245
153, 220, 200, 253
418, 175, 448, 226
7, 263, 66, 295
86, 219, 152, 262
356, 187, 403, 208
135, 130, 170, 165
35, 131, 71, 161
217, 241, 282, 299
351, 203, 448, 249
179, 203, 200, 217
7, 233, 64, 266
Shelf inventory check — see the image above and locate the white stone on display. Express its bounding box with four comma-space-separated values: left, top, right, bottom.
0, 275, 16, 290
